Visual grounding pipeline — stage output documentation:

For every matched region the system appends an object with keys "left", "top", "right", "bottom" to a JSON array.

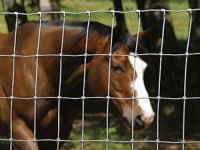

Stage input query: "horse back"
[
  {"left": 0, "top": 32, "right": 6, "bottom": 41},
  {"left": 0, "top": 32, "right": 8, "bottom": 50}
]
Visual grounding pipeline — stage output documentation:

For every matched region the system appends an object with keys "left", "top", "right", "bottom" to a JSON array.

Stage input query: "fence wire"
[{"left": 0, "top": 9, "right": 199, "bottom": 150}]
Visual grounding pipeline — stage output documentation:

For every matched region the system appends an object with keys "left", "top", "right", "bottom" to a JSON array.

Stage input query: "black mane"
[
  {"left": 31, "top": 20, "right": 146, "bottom": 54},
  {"left": 41, "top": 20, "right": 111, "bottom": 37},
  {"left": 70, "top": 21, "right": 146, "bottom": 54}
]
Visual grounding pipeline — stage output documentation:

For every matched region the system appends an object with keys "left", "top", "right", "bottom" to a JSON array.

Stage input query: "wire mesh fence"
[{"left": 0, "top": 9, "right": 200, "bottom": 150}]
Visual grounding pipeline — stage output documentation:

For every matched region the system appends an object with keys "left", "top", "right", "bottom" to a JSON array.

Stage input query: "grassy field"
[
  {"left": 0, "top": 0, "right": 190, "bottom": 40},
  {"left": 0, "top": 1, "right": 193, "bottom": 150}
]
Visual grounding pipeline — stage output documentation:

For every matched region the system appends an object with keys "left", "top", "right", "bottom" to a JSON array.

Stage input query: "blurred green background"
[{"left": 0, "top": 0, "right": 190, "bottom": 39}]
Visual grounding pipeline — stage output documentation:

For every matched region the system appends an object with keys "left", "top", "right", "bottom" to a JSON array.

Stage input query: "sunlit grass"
[
  {"left": 0, "top": 0, "right": 190, "bottom": 39},
  {"left": 66, "top": 115, "right": 147, "bottom": 150},
  {"left": 0, "top": 2, "right": 8, "bottom": 33},
  {"left": 169, "top": 1, "right": 189, "bottom": 40}
]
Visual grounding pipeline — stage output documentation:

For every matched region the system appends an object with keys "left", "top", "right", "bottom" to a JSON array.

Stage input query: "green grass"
[
  {"left": 60, "top": 0, "right": 139, "bottom": 34},
  {"left": 169, "top": 1, "right": 190, "bottom": 39},
  {"left": 0, "top": 0, "right": 190, "bottom": 39},
  {"left": 0, "top": 2, "right": 8, "bottom": 33},
  {"left": 64, "top": 115, "right": 152, "bottom": 150}
]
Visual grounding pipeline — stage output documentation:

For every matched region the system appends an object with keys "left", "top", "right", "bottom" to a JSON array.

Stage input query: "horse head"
[
  {"left": 86, "top": 43, "right": 154, "bottom": 129},
  {"left": 64, "top": 25, "right": 154, "bottom": 130}
]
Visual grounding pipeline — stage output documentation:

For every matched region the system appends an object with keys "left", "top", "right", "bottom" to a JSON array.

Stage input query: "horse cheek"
[{"left": 88, "top": 65, "right": 108, "bottom": 97}]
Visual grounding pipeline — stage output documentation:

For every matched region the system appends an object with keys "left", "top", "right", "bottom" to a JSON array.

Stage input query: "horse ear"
[{"left": 65, "top": 63, "right": 91, "bottom": 90}]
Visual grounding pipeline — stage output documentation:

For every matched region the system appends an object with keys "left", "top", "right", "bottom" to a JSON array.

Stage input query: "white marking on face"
[{"left": 128, "top": 52, "right": 155, "bottom": 124}]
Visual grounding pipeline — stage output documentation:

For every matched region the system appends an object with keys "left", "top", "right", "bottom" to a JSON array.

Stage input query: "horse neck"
[
  {"left": 26, "top": 25, "right": 110, "bottom": 55},
  {"left": 0, "top": 33, "right": 6, "bottom": 42},
  {"left": 62, "top": 29, "right": 110, "bottom": 55},
  {"left": 0, "top": 33, "right": 8, "bottom": 50}
]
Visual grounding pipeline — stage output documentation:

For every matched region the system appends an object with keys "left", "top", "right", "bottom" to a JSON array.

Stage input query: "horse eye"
[{"left": 111, "top": 64, "right": 125, "bottom": 73}]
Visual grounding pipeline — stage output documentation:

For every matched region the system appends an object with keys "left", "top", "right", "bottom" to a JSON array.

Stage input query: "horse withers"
[{"left": 0, "top": 21, "right": 154, "bottom": 150}]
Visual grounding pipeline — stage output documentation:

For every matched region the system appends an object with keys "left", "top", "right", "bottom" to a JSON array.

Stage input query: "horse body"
[{"left": 0, "top": 21, "right": 154, "bottom": 150}]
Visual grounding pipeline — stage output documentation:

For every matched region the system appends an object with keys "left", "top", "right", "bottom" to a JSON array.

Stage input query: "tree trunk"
[
  {"left": 112, "top": 0, "right": 128, "bottom": 33},
  {"left": 188, "top": 0, "right": 200, "bottom": 52},
  {"left": 39, "top": 0, "right": 60, "bottom": 20},
  {"left": 2, "top": 0, "right": 28, "bottom": 32},
  {"left": 136, "top": 0, "right": 179, "bottom": 53}
]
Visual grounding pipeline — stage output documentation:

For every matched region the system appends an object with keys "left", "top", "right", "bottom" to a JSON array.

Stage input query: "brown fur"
[{"left": 0, "top": 22, "right": 146, "bottom": 150}]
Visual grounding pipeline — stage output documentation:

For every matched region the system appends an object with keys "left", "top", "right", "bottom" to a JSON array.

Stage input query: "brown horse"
[{"left": 0, "top": 21, "right": 154, "bottom": 150}]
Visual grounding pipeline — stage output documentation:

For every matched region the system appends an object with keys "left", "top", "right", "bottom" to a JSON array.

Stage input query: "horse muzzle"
[
  {"left": 123, "top": 113, "right": 154, "bottom": 130},
  {"left": 135, "top": 114, "right": 154, "bottom": 130}
]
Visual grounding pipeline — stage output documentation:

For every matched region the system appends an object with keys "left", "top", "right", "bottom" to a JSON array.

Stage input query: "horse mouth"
[{"left": 123, "top": 116, "right": 144, "bottom": 130}]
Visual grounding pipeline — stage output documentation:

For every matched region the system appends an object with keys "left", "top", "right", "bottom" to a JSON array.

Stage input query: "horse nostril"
[
  {"left": 122, "top": 115, "right": 152, "bottom": 130},
  {"left": 134, "top": 115, "right": 144, "bottom": 130}
]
